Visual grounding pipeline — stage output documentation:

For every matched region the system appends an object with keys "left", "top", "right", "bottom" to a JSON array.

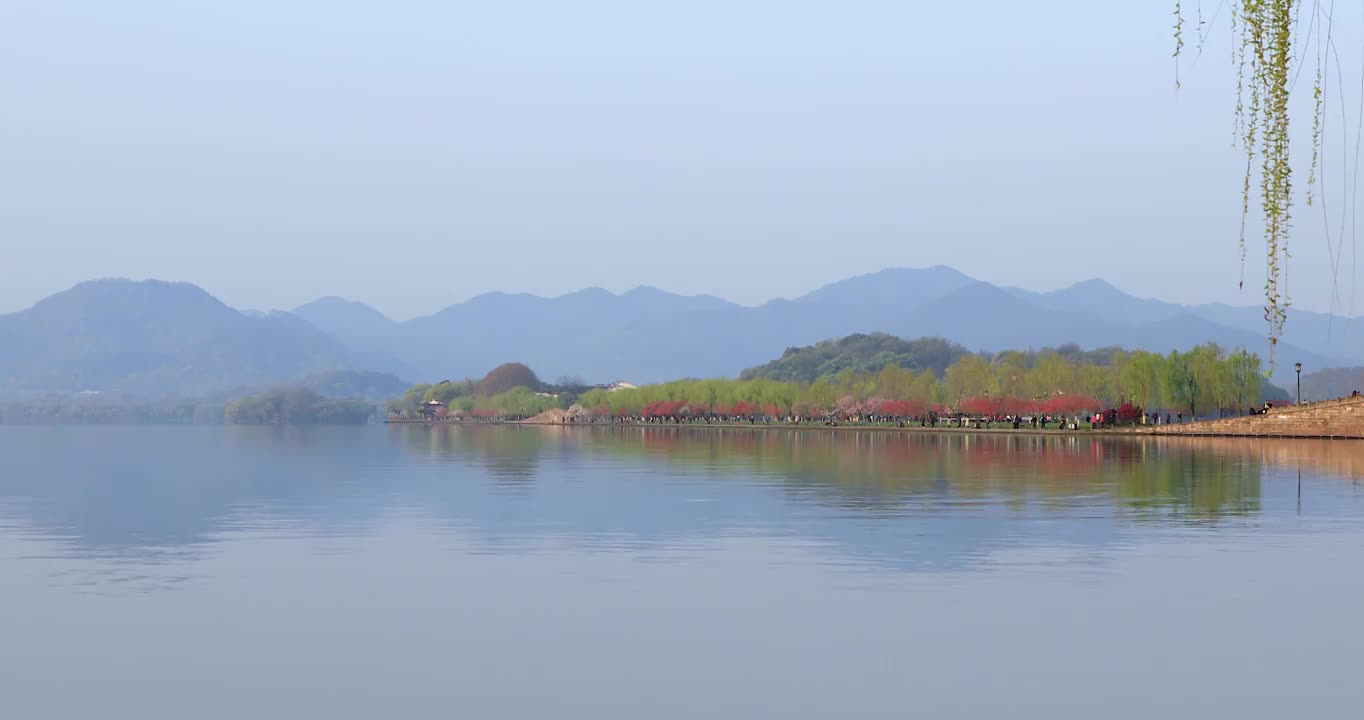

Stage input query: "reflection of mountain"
[
  {"left": 0, "top": 427, "right": 392, "bottom": 557},
  {"left": 1, "top": 426, "right": 1340, "bottom": 579}
]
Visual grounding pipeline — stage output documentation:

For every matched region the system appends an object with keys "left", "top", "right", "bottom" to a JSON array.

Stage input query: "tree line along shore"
[
  {"left": 389, "top": 341, "right": 1289, "bottom": 429},
  {"left": 0, "top": 338, "right": 1289, "bottom": 427}
]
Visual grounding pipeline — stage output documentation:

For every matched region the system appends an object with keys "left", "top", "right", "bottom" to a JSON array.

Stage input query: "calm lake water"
[{"left": 1, "top": 425, "right": 1362, "bottom": 718}]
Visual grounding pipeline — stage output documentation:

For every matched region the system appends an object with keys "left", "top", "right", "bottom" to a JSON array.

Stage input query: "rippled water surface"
[{"left": 2, "top": 425, "right": 1362, "bottom": 718}]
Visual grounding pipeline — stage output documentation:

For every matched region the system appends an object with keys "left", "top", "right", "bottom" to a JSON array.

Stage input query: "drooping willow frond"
[{"left": 1175, "top": 0, "right": 1318, "bottom": 372}]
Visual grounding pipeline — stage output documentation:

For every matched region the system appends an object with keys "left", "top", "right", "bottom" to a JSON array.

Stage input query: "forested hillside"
[
  {"left": 739, "top": 334, "right": 969, "bottom": 382},
  {"left": 295, "top": 370, "right": 408, "bottom": 401}
]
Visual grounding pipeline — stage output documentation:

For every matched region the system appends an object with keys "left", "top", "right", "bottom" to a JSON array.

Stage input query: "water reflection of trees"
[
  {"left": 4, "top": 426, "right": 1355, "bottom": 582},
  {"left": 373, "top": 425, "right": 1364, "bottom": 520},
  {"left": 387, "top": 424, "right": 564, "bottom": 483},
  {"left": 541, "top": 428, "right": 1268, "bottom": 521}
]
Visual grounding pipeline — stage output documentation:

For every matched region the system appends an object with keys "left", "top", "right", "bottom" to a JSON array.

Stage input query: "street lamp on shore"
[{"left": 1295, "top": 362, "right": 1303, "bottom": 405}]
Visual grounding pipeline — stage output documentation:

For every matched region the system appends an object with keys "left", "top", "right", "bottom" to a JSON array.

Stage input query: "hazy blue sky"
[{"left": 3, "top": 1, "right": 1363, "bottom": 319}]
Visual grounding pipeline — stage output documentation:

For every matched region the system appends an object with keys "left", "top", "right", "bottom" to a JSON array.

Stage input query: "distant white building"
[{"left": 605, "top": 381, "right": 637, "bottom": 392}]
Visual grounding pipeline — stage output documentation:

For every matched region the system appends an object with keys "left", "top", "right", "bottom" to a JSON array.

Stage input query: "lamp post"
[{"left": 1295, "top": 362, "right": 1303, "bottom": 405}]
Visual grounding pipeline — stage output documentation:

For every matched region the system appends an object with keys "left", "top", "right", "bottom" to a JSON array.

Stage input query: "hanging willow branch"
[{"left": 1176, "top": 0, "right": 1321, "bottom": 370}]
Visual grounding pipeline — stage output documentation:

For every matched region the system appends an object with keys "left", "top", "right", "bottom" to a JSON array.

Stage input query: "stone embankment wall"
[{"left": 1152, "top": 396, "right": 1364, "bottom": 439}]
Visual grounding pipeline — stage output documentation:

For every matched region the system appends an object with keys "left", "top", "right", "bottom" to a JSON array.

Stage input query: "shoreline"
[
  {"left": 390, "top": 417, "right": 1141, "bottom": 438},
  {"left": 385, "top": 417, "right": 1364, "bottom": 440}
]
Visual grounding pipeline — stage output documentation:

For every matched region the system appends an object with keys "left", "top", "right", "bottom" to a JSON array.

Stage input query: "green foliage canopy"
[{"left": 225, "top": 388, "right": 374, "bottom": 425}]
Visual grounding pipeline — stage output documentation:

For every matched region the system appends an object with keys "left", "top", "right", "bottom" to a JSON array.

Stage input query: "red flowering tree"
[
  {"left": 476, "top": 362, "right": 541, "bottom": 396},
  {"left": 732, "top": 401, "right": 759, "bottom": 418},
  {"left": 1116, "top": 402, "right": 1143, "bottom": 424},
  {"left": 959, "top": 397, "right": 997, "bottom": 416},
  {"left": 881, "top": 400, "right": 927, "bottom": 418},
  {"left": 643, "top": 401, "right": 666, "bottom": 419},
  {"left": 1040, "top": 395, "right": 1101, "bottom": 415},
  {"left": 995, "top": 397, "right": 1040, "bottom": 416}
]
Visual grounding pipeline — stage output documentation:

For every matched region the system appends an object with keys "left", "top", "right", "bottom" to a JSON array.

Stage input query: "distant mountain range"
[
  {"left": 1300, "top": 367, "right": 1364, "bottom": 401},
  {"left": 0, "top": 280, "right": 350, "bottom": 399},
  {"left": 3, "top": 267, "right": 1361, "bottom": 399},
  {"left": 296, "top": 266, "right": 1356, "bottom": 384}
]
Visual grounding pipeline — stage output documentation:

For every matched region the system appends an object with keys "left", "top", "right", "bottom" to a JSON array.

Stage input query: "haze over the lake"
[{"left": 4, "top": 1, "right": 1364, "bottom": 318}]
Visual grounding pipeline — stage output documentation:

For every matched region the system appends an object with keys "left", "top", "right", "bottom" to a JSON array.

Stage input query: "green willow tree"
[
  {"left": 1228, "top": 347, "right": 1263, "bottom": 410},
  {"left": 1163, "top": 350, "right": 1200, "bottom": 418},
  {"left": 1119, "top": 351, "right": 1167, "bottom": 409}
]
